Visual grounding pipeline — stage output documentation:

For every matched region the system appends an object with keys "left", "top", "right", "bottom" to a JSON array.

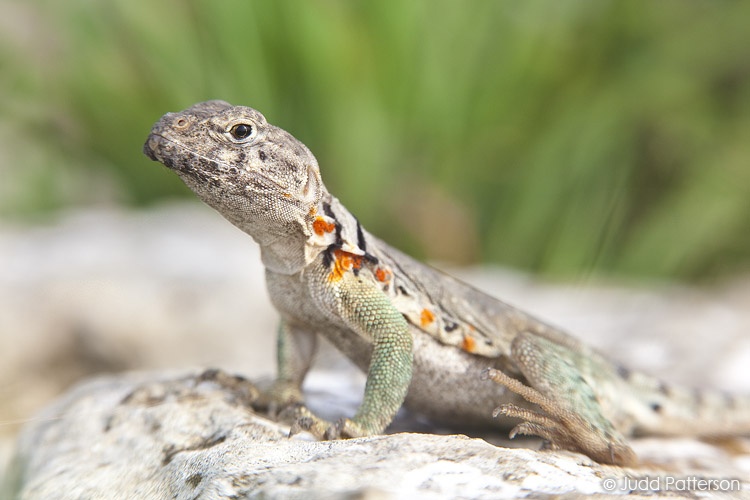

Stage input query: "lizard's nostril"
[
  {"left": 143, "top": 135, "right": 161, "bottom": 161},
  {"left": 174, "top": 117, "right": 190, "bottom": 129}
]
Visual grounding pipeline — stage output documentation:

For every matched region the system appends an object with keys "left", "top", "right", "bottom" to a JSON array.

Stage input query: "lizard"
[{"left": 143, "top": 100, "right": 750, "bottom": 466}]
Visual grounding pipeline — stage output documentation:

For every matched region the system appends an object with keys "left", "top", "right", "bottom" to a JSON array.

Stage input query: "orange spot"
[
  {"left": 375, "top": 268, "right": 391, "bottom": 283},
  {"left": 420, "top": 309, "right": 435, "bottom": 327},
  {"left": 461, "top": 334, "right": 477, "bottom": 353},
  {"left": 283, "top": 193, "right": 292, "bottom": 198},
  {"left": 327, "top": 249, "right": 363, "bottom": 282},
  {"left": 309, "top": 206, "right": 317, "bottom": 216},
  {"left": 313, "top": 216, "right": 336, "bottom": 236}
]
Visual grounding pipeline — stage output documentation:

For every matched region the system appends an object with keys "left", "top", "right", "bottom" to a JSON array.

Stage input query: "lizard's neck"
[
  {"left": 313, "top": 194, "right": 370, "bottom": 255},
  {"left": 258, "top": 193, "right": 368, "bottom": 275}
]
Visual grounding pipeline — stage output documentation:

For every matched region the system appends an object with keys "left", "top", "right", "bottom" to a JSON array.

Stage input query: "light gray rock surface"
[
  {"left": 7, "top": 369, "right": 749, "bottom": 499},
  {"left": 2, "top": 204, "right": 750, "bottom": 498}
]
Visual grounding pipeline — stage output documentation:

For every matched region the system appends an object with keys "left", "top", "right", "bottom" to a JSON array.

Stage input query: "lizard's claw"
[
  {"left": 285, "top": 409, "right": 367, "bottom": 440},
  {"left": 284, "top": 404, "right": 332, "bottom": 439},
  {"left": 486, "top": 368, "right": 637, "bottom": 466},
  {"left": 325, "top": 418, "right": 369, "bottom": 439}
]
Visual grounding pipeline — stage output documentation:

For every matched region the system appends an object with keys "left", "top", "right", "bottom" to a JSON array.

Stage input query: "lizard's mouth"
[
  {"left": 143, "top": 132, "right": 190, "bottom": 173},
  {"left": 143, "top": 133, "right": 169, "bottom": 164}
]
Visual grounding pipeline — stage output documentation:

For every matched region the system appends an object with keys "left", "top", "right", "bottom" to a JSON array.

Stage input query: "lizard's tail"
[{"left": 624, "top": 371, "right": 750, "bottom": 437}]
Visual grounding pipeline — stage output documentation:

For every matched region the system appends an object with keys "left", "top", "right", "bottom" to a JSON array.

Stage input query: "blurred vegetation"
[{"left": 1, "top": 0, "right": 749, "bottom": 281}]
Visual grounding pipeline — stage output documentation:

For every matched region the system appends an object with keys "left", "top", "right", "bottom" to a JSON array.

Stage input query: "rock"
[
  {"left": 7, "top": 369, "right": 749, "bottom": 499},
  {"left": 3, "top": 205, "right": 750, "bottom": 497}
]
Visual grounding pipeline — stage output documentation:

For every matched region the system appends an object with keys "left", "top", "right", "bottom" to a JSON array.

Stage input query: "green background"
[{"left": 2, "top": 0, "right": 750, "bottom": 281}]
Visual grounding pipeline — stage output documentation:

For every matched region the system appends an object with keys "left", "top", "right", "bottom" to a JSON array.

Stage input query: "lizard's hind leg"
[{"left": 484, "top": 332, "right": 637, "bottom": 466}]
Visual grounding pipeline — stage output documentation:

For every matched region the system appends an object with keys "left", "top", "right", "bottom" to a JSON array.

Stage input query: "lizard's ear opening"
[{"left": 301, "top": 162, "right": 322, "bottom": 206}]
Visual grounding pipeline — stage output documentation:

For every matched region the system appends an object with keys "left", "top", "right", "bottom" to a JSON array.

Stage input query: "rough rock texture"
[
  {"left": 3, "top": 204, "right": 750, "bottom": 497},
  {"left": 7, "top": 369, "right": 748, "bottom": 499}
]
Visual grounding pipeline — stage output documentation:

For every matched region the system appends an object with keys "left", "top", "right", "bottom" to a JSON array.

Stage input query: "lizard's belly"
[
  {"left": 405, "top": 327, "right": 527, "bottom": 428},
  {"left": 314, "top": 324, "right": 526, "bottom": 428}
]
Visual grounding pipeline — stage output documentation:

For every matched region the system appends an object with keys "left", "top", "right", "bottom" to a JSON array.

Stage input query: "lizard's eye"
[{"left": 229, "top": 123, "right": 254, "bottom": 140}]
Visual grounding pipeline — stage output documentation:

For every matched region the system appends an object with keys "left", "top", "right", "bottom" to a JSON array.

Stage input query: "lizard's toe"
[
  {"left": 282, "top": 404, "right": 332, "bottom": 440},
  {"left": 330, "top": 418, "right": 370, "bottom": 439},
  {"left": 487, "top": 368, "right": 637, "bottom": 466}
]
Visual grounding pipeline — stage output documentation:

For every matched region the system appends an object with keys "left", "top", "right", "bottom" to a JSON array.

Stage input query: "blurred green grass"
[{"left": 1, "top": 0, "right": 749, "bottom": 281}]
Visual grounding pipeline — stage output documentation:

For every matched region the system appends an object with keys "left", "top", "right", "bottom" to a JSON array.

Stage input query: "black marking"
[
  {"left": 322, "top": 250, "right": 333, "bottom": 268},
  {"left": 322, "top": 202, "right": 343, "bottom": 247},
  {"left": 484, "top": 339, "right": 493, "bottom": 346},
  {"left": 259, "top": 150, "right": 267, "bottom": 161},
  {"left": 435, "top": 301, "right": 460, "bottom": 326},
  {"left": 334, "top": 225, "right": 343, "bottom": 247},
  {"left": 238, "top": 152, "right": 247, "bottom": 162},
  {"left": 390, "top": 256, "right": 431, "bottom": 300},
  {"left": 650, "top": 402, "right": 663, "bottom": 413},
  {"left": 322, "top": 243, "right": 341, "bottom": 268},
  {"left": 364, "top": 252, "right": 379, "bottom": 265},
  {"left": 355, "top": 217, "right": 367, "bottom": 252},
  {"left": 616, "top": 364, "right": 631, "bottom": 380},
  {"left": 397, "top": 285, "right": 410, "bottom": 296},
  {"left": 444, "top": 319, "right": 459, "bottom": 332}
]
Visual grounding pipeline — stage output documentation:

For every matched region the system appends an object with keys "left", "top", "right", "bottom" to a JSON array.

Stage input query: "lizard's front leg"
[
  {"left": 295, "top": 270, "right": 414, "bottom": 439},
  {"left": 255, "top": 321, "right": 317, "bottom": 414}
]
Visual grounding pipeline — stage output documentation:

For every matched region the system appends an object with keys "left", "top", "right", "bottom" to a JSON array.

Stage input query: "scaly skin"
[{"left": 144, "top": 101, "right": 750, "bottom": 466}]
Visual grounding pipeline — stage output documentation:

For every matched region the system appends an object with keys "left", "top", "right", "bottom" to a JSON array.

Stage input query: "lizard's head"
[{"left": 144, "top": 101, "right": 325, "bottom": 246}]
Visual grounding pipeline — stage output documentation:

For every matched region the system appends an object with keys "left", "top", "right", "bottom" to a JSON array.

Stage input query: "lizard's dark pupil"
[{"left": 231, "top": 124, "right": 252, "bottom": 139}]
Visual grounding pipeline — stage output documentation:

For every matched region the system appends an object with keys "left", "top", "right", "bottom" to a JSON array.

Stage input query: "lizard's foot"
[
  {"left": 253, "top": 380, "right": 305, "bottom": 416},
  {"left": 323, "top": 418, "right": 370, "bottom": 439},
  {"left": 284, "top": 406, "right": 368, "bottom": 439},
  {"left": 484, "top": 368, "right": 636, "bottom": 466},
  {"left": 253, "top": 380, "right": 377, "bottom": 440},
  {"left": 284, "top": 404, "right": 331, "bottom": 438}
]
